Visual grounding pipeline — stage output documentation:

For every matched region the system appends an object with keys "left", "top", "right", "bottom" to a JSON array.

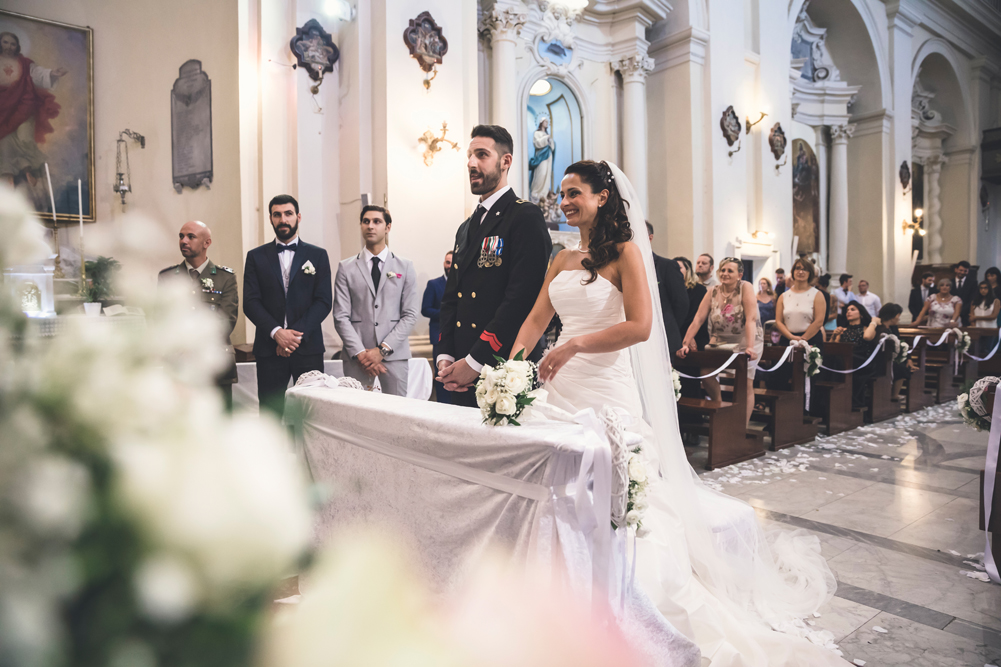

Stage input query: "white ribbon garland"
[
  {"left": 965, "top": 335, "right": 1001, "bottom": 362},
  {"left": 983, "top": 385, "right": 1001, "bottom": 584},
  {"left": 819, "top": 334, "right": 891, "bottom": 374},
  {"left": 675, "top": 352, "right": 742, "bottom": 379},
  {"left": 746, "top": 343, "right": 796, "bottom": 373}
]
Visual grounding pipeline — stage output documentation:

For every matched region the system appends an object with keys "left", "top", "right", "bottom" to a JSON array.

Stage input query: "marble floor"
[{"left": 693, "top": 403, "right": 1001, "bottom": 666}]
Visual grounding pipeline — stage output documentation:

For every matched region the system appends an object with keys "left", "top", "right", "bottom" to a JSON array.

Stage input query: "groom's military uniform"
[{"left": 439, "top": 187, "right": 551, "bottom": 408}]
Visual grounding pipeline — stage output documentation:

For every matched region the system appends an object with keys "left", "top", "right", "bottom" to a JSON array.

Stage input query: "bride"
[{"left": 511, "top": 160, "right": 848, "bottom": 667}]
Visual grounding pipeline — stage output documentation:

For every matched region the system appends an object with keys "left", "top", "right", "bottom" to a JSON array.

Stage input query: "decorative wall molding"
[
  {"left": 829, "top": 123, "right": 856, "bottom": 143},
  {"left": 479, "top": 6, "right": 528, "bottom": 43},
  {"left": 615, "top": 53, "right": 654, "bottom": 83},
  {"left": 525, "top": 1, "right": 584, "bottom": 76},
  {"left": 850, "top": 109, "right": 893, "bottom": 137},
  {"left": 648, "top": 27, "right": 710, "bottom": 71}
]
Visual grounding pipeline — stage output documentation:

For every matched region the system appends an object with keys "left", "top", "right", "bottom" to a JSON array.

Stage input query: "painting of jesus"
[{"left": 0, "top": 10, "right": 93, "bottom": 223}]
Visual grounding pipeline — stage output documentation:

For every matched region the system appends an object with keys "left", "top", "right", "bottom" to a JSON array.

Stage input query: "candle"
[{"left": 44, "top": 162, "right": 57, "bottom": 220}]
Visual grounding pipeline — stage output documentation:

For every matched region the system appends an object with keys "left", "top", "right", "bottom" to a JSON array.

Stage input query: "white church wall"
[{"left": 3, "top": 0, "right": 246, "bottom": 336}]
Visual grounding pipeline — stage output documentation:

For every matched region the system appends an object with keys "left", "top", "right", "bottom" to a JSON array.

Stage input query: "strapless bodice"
[{"left": 544, "top": 270, "right": 643, "bottom": 419}]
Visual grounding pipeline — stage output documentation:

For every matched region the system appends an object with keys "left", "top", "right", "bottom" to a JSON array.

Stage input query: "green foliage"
[{"left": 85, "top": 256, "right": 121, "bottom": 302}]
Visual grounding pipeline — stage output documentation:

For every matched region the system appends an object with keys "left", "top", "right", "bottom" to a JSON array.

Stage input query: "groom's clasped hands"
[{"left": 436, "top": 358, "right": 479, "bottom": 392}]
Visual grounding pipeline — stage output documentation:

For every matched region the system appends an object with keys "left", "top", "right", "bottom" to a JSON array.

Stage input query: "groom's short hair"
[{"left": 471, "top": 125, "right": 513, "bottom": 158}]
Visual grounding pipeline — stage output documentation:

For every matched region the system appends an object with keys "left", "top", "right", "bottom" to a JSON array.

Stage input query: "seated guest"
[
  {"left": 774, "top": 268, "right": 787, "bottom": 296},
  {"left": 876, "top": 303, "right": 915, "bottom": 402},
  {"left": 971, "top": 281, "right": 1001, "bottom": 356},
  {"left": 950, "top": 261, "right": 975, "bottom": 325},
  {"left": 675, "top": 256, "right": 709, "bottom": 350},
  {"left": 816, "top": 273, "right": 837, "bottom": 335},
  {"left": 333, "top": 206, "right": 419, "bottom": 397},
  {"left": 908, "top": 271, "right": 935, "bottom": 321},
  {"left": 832, "top": 273, "right": 856, "bottom": 315},
  {"left": 756, "top": 277, "right": 776, "bottom": 325},
  {"left": 647, "top": 222, "right": 690, "bottom": 354},
  {"left": 766, "top": 258, "right": 826, "bottom": 394},
  {"left": 832, "top": 302, "right": 878, "bottom": 409},
  {"left": 422, "top": 251, "right": 453, "bottom": 403},
  {"left": 986, "top": 267, "right": 1001, "bottom": 325},
  {"left": 855, "top": 280, "right": 881, "bottom": 318},
  {"left": 913, "top": 278, "right": 961, "bottom": 328}
]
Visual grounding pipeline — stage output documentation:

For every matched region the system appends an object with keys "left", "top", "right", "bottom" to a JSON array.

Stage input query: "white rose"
[
  {"left": 485, "top": 386, "right": 500, "bottom": 405},
  {"left": 957, "top": 394, "right": 968, "bottom": 407},
  {"left": 504, "top": 370, "right": 528, "bottom": 395},
  {"left": 627, "top": 455, "right": 648, "bottom": 484},
  {"left": 495, "top": 393, "right": 517, "bottom": 415},
  {"left": 505, "top": 359, "right": 531, "bottom": 377},
  {"left": 632, "top": 495, "right": 649, "bottom": 512},
  {"left": 134, "top": 553, "right": 201, "bottom": 623},
  {"left": 625, "top": 509, "right": 641, "bottom": 526}
]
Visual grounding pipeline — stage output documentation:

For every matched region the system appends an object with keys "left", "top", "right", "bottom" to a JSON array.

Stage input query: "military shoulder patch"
[
  {"left": 216, "top": 265, "right": 234, "bottom": 273},
  {"left": 159, "top": 265, "right": 181, "bottom": 274},
  {"left": 515, "top": 199, "right": 530, "bottom": 204}
]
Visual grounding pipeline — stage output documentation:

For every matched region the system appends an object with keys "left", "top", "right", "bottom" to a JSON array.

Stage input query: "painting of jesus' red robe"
[{"left": 0, "top": 11, "right": 92, "bottom": 223}]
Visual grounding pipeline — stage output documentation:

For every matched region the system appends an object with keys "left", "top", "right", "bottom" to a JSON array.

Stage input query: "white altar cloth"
[
  {"left": 285, "top": 384, "right": 609, "bottom": 599},
  {"left": 233, "top": 358, "right": 432, "bottom": 413}
]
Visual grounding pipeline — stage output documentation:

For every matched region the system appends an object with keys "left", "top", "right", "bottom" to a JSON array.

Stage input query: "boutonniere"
[
  {"left": 386, "top": 271, "right": 403, "bottom": 279},
  {"left": 302, "top": 260, "right": 316, "bottom": 275},
  {"left": 201, "top": 277, "right": 214, "bottom": 290}
]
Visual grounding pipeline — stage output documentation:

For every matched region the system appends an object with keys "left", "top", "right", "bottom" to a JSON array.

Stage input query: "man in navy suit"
[
  {"left": 243, "top": 194, "right": 332, "bottom": 417},
  {"left": 422, "top": 250, "right": 452, "bottom": 403}
]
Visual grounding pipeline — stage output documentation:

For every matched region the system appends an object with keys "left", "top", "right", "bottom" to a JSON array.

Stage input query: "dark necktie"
[
  {"left": 470, "top": 204, "right": 486, "bottom": 231},
  {"left": 189, "top": 268, "right": 200, "bottom": 283},
  {"left": 371, "top": 257, "right": 381, "bottom": 292}
]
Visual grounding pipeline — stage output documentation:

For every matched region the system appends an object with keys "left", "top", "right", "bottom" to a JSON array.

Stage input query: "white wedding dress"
[{"left": 537, "top": 164, "right": 848, "bottom": 667}]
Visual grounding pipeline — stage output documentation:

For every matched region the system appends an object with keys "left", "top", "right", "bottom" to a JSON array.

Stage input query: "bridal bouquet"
[
  {"left": 625, "top": 447, "right": 652, "bottom": 536},
  {"left": 672, "top": 369, "right": 682, "bottom": 401},
  {"left": 475, "top": 351, "right": 539, "bottom": 426}
]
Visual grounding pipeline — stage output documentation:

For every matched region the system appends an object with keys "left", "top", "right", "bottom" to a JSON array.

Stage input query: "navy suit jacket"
[
  {"left": 422, "top": 275, "right": 447, "bottom": 347},
  {"left": 243, "top": 239, "right": 332, "bottom": 358},
  {"left": 652, "top": 253, "right": 690, "bottom": 354}
]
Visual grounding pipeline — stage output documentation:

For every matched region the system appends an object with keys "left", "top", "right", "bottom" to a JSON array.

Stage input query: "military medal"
[{"left": 494, "top": 238, "right": 503, "bottom": 266}]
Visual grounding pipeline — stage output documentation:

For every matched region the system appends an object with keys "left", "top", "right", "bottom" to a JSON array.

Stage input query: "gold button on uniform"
[
  {"left": 471, "top": 323, "right": 477, "bottom": 329},
  {"left": 457, "top": 321, "right": 461, "bottom": 327},
  {"left": 458, "top": 292, "right": 463, "bottom": 298},
  {"left": 471, "top": 292, "right": 476, "bottom": 298}
]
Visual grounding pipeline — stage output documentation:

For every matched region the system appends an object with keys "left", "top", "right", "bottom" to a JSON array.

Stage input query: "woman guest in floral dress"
[
  {"left": 913, "top": 278, "right": 961, "bottom": 328},
  {"left": 679, "top": 257, "right": 763, "bottom": 425}
]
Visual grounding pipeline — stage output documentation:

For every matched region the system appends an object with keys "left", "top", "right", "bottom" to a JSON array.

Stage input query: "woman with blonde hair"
[
  {"left": 757, "top": 276, "right": 776, "bottom": 325},
  {"left": 675, "top": 256, "right": 709, "bottom": 351}
]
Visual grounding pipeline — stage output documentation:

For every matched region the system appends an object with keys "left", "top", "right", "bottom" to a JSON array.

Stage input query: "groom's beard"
[
  {"left": 274, "top": 221, "right": 298, "bottom": 242},
  {"left": 469, "top": 161, "right": 502, "bottom": 196}
]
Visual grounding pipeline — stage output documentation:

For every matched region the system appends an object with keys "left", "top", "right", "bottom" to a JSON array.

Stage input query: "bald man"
[{"left": 158, "top": 220, "right": 239, "bottom": 409}]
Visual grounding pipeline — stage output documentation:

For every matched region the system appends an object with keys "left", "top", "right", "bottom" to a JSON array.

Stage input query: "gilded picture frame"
[{"left": 0, "top": 10, "right": 95, "bottom": 224}]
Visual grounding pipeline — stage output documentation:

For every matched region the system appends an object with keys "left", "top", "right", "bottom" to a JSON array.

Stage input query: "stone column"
[
  {"left": 925, "top": 154, "right": 946, "bottom": 263},
  {"left": 814, "top": 125, "right": 829, "bottom": 271},
  {"left": 615, "top": 54, "right": 654, "bottom": 211},
  {"left": 828, "top": 123, "right": 855, "bottom": 274},
  {"left": 481, "top": 7, "right": 526, "bottom": 189}
]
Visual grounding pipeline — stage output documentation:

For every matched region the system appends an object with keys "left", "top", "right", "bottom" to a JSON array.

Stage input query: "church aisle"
[{"left": 697, "top": 404, "right": 1001, "bottom": 666}]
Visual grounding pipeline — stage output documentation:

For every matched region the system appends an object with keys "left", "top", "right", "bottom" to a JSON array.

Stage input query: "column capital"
[
  {"left": 615, "top": 53, "right": 654, "bottom": 83},
  {"left": 479, "top": 6, "right": 527, "bottom": 43},
  {"left": 885, "top": 0, "right": 921, "bottom": 34},
  {"left": 830, "top": 123, "right": 856, "bottom": 143}
]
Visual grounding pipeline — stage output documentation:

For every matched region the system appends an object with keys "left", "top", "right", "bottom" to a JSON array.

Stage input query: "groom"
[{"left": 436, "top": 125, "right": 552, "bottom": 408}]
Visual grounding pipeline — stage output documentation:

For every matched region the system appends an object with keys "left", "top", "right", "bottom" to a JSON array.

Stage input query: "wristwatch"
[{"left": 379, "top": 342, "right": 393, "bottom": 358}]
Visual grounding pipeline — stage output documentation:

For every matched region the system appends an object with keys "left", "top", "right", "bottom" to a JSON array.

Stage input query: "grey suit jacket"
[{"left": 333, "top": 250, "right": 419, "bottom": 360}]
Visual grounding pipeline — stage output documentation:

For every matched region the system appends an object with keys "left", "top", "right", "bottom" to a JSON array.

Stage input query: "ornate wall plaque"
[
  {"left": 899, "top": 160, "right": 911, "bottom": 191},
  {"left": 720, "top": 106, "right": 741, "bottom": 147},
  {"left": 290, "top": 19, "right": 339, "bottom": 86},
  {"left": 171, "top": 60, "right": 212, "bottom": 192},
  {"left": 768, "top": 123, "right": 787, "bottom": 160},
  {"left": 404, "top": 12, "right": 448, "bottom": 73}
]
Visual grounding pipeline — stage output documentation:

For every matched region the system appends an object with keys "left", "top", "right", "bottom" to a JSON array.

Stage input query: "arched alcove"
[{"left": 525, "top": 77, "right": 583, "bottom": 230}]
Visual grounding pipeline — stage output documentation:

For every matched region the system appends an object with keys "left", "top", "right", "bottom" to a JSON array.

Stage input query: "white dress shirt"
[
  {"left": 436, "top": 186, "right": 513, "bottom": 374},
  {"left": 832, "top": 287, "right": 856, "bottom": 314},
  {"left": 855, "top": 291, "right": 882, "bottom": 318},
  {"left": 271, "top": 236, "right": 300, "bottom": 339},
  {"left": 363, "top": 245, "right": 391, "bottom": 279},
  {"left": 185, "top": 258, "right": 210, "bottom": 275}
]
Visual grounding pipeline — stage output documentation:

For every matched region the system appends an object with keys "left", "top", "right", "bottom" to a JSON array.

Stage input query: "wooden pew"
[
  {"left": 751, "top": 346, "right": 819, "bottom": 450},
  {"left": 973, "top": 327, "right": 1001, "bottom": 376},
  {"left": 812, "top": 342, "right": 866, "bottom": 434},
  {"left": 865, "top": 344, "right": 899, "bottom": 423},
  {"left": 673, "top": 350, "right": 765, "bottom": 470},
  {"left": 903, "top": 337, "right": 935, "bottom": 412},
  {"left": 897, "top": 327, "right": 959, "bottom": 404}
]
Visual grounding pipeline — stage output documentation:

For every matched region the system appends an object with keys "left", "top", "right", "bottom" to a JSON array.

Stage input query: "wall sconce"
[
  {"left": 418, "top": 122, "right": 460, "bottom": 166},
  {"left": 902, "top": 207, "right": 926, "bottom": 235},
  {"left": 113, "top": 129, "right": 145, "bottom": 206},
  {"left": 745, "top": 112, "right": 768, "bottom": 134},
  {"left": 404, "top": 12, "right": 448, "bottom": 91}
]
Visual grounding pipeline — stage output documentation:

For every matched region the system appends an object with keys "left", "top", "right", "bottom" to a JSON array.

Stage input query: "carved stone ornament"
[
  {"left": 615, "top": 53, "right": 654, "bottom": 83},
  {"left": 527, "top": 1, "right": 582, "bottom": 76},
  {"left": 899, "top": 160, "right": 911, "bottom": 191},
  {"left": 768, "top": 123, "right": 787, "bottom": 160},
  {"left": 479, "top": 7, "right": 527, "bottom": 41},
  {"left": 290, "top": 19, "right": 339, "bottom": 83},
  {"left": 720, "top": 106, "right": 741, "bottom": 147},
  {"left": 171, "top": 60, "right": 213, "bottom": 192},
  {"left": 404, "top": 12, "right": 448, "bottom": 74}
]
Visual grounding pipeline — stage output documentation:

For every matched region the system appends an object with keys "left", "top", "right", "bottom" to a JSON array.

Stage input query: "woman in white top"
[
  {"left": 971, "top": 281, "right": 1001, "bottom": 328},
  {"left": 765, "top": 258, "right": 827, "bottom": 393},
  {"left": 913, "top": 279, "right": 961, "bottom": 328}
]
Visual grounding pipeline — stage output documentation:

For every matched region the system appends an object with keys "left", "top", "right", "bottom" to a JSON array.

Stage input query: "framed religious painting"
[{"left": 0, "top": 10, "right": 95, "bottom": 223}]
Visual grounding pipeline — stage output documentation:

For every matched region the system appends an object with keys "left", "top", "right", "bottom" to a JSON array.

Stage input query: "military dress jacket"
[
  {"left": 439, "top": 188, "right": 552, "bottom": 367},
  {"left": 158, "top": 260, "right": 239, "bottom": 384}
]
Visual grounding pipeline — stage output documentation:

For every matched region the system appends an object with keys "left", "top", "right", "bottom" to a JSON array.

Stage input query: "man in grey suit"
[{"left": 333, "top": 205, "right": 419, "bottom": 396}]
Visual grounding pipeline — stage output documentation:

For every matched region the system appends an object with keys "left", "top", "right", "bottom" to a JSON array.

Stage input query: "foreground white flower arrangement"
[
  {"left": 957, "top": 392, "right": 991, "bottom": 431},
  {"left": 476, "top": 351, "right": 538, "bottom": 426},
  {"left": 672, "top": 368, "right": 682, "bottom": 401},
  {"left": 624, "top": 447, "right": 653, "bottom": 536},
  {"left": 953, "top": 330, "right": 972, "bottom": 356},
  {"left": 804, "top": 345, "right": 823, "bottom": 377}
]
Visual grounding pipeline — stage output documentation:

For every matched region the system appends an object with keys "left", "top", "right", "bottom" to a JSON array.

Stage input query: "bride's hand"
[{"left": 538, "top": 339, "right": 579, "bottom": 383}]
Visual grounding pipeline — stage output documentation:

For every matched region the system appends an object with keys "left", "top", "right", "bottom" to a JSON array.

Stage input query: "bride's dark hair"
[{"left": 564, "top": 160, "right": 632, "bottom": 285}]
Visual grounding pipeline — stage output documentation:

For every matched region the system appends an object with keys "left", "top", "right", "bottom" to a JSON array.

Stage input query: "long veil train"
[{"left": 606, "top": 163, "right": 844, "bottom": 664}]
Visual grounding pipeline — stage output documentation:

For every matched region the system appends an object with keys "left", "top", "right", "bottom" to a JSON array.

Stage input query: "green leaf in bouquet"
[
  {"left": 492, "top": 355, "right": 506, "bottom": 365},
  {"left": 513, "top": 349, "right": 525, "bottom": 361}
]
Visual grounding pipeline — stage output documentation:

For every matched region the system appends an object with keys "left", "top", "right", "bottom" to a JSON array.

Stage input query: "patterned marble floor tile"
[
  {"left": 807, "top": 482, "right": 955, "bottom": 537},
  {"left": 838, "top": 611, "right": 1001, "bottom": 667},
  {"left": 829, "top": 543, "right": 1001, "bottom": 632},
  {"left": 889, "top": 497, "right": 986, "bottom": 556},
  {"left": 811, "top": 595, "right": 881, "bottom": 643},
  {"left": 738, "top": 470, "right": 874, "bottom": 517}
]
